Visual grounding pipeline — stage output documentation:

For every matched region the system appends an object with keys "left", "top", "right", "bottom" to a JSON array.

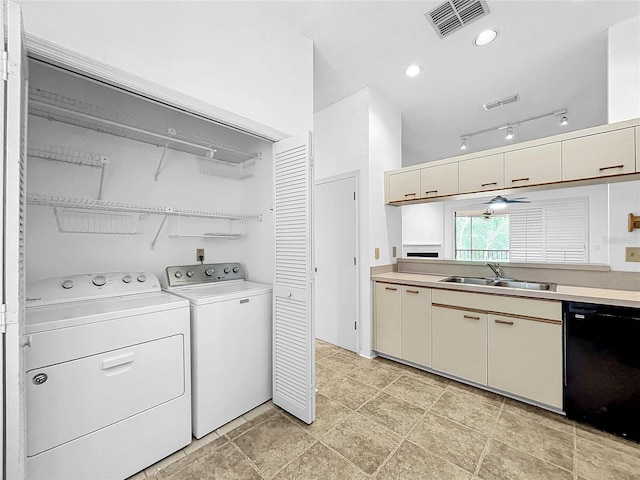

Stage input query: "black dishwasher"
[{"left": 564, "top": 301, "right": 640, "bottom": 441}]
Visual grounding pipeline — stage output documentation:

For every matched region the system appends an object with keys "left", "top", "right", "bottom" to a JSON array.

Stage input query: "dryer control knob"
[
  {"left": 205, "top": 268, "right": 215, "bottom": 276},
  {"left": 186, "top": 270, "right": 194, "bottom": 277},
  {"left": 61, "top": 280, "right": 74, "bottom": 289},
  {"left": 137, "top": 274, "right": 146, "bottom": 283},
  {"left": 224, "top": 267, "right": 231, "bottom": 274},
  {"left": 175, "top": 271, "right": 183, "bottom": 278},
  {"left": 122, "top": 275, "right": 132, "bottom": 283},
  {"left": 92, "top": 275, "right": 107, "bottom": 287},
  {"left": 232, "top": 267, "right": 240, "bottom": 273}
]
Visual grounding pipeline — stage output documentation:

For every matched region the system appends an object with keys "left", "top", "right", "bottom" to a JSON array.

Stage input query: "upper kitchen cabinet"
[
  {"left": 388, "top": 170, "right": 421, "bottom": 203},
  {"left": 458, "top": 153, "right": 504, "bottom": 194},
  {"left": 562, "top": 127, "right": 636, "bottom": 181},
  {"left": 420, "top": 162, "right": 458, "bottom": 199},
  {"left": 504, "top": 143, "right": 562, "bottom": 187}
]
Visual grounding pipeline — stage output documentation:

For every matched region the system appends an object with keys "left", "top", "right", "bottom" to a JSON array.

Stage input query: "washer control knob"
[
  {"left": 232, "top": 267, "right": 240, "bottom": 273},
  {"left": 61, "top": 279, "right": 74, "bottom": 289},
  {"left": 137, "top": 274, "right": 146, "bottom": 283},
  {"left": 205, "top": 268, "right": 215, "bottom": 276},
  {"left": 174, "top": 271, "right": 183, "bottom": 278},
  {"left": 122, "top": 275, "right": 132, "bottom": 283},
  {"left": 224, "top": 267, "right": 231, "bottom": 274},
  {"left": 186, "top": 270, "right": 194, "bottom": 277},
  {"left": 92, "top": 275, "right": 107, "bottom": 287}
]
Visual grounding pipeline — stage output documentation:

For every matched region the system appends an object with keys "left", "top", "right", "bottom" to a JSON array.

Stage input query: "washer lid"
[
  {"left": 25, "top": 292, "right": 189, "bottom": 334},
  {"left": 165, "top": 280, "right": 272, "bottom": 305}
]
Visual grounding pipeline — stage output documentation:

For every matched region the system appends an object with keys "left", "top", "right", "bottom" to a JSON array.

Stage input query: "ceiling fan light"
[{"left": 489, "top": 195, "right": 508, "bottom": 210}]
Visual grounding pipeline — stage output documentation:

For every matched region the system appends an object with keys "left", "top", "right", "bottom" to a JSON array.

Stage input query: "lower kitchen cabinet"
[
  {"left": 402, "top": 286, "right": 431, "bottom": 366},
  {"left": 488, "top": 314, "right": 563, "bottom": 409},
  {"left": 374, "top": 283, "right": 402, "bottom": 357},
  {"left": 432, "top": 305, "right": 487, "bottom": 384}
]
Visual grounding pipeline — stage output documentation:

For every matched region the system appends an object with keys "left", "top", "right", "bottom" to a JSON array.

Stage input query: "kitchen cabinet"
[
  {"left": 402, "top": 286, "right": 431, "bottom": 366},
  {"left": 432, "top": 305, "right": 487, "bottom": 384},
  {"left": 374, "top": 282, "right": 402, "bottom": 357},
  {"left": 504, "top": 142, "right": 562, "bottom": 187},
  {"left": 562, "top": 127, "right": 636, "bottom": 181},
  {"left": 388, "top": 170, "right": 421, "bottom": 203},
  {"left": 458, "top": 153, "right": 504, "bottom": 193},
  {"left": 636, "top": 126, "right": 640, "bottom": 171},
  {"left": 488, "top": 314, "right": 562, "bottom": 408},
  {"left": 420, "top": 162, "right": 458, "bottom": 198}
]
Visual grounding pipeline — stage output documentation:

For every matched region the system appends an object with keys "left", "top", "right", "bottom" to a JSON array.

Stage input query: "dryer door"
[{"left": 26, "top": 334, "right": 185, "bottom": 456}]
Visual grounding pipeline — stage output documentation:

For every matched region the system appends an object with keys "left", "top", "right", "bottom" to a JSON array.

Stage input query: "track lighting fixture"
[
  {"left": 560, "top": 115, "right": 568, "bottom": 126},
  {"left": 460, "top": 137, "right": 468, "bottom": 150},
  {"left": 505, "top": 126, "right": 514, "bottom": 140}
]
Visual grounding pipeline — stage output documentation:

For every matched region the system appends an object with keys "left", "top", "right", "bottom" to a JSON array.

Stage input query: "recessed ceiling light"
[
  {"left": 404, "top": 64, "right": 422, "bottom": 78},
  {"left": 474, "top": 29, "right": 498, "bottom": 46}
]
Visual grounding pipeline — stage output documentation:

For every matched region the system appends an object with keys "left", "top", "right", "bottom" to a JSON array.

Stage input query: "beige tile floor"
[{"left": 132, "top": 340, "right": 640, "bottom": 480}]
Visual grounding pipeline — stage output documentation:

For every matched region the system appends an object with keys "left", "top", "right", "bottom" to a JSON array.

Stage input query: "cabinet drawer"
[
  {"left": 402, "top": 286, "right": 431, "bottom": 366},
  {"left": 488, "top": 314, "right": 562, "bottom": 408},
  {"left": 374, "top": 283, "right": 402, "bottom": 357},
  {"left": 458, "top": 153, "right": 504, "bottom": 193},
  {"left": 389, "top": 170, "right": 420, "bottom": 202},
  {"left": 562, "top": 128, "right": 636, "bottom": 181},
  {"left": 432, "top": 289, "right": 561, "bottom": 321},
  {"left": 432, "top": 305, "right": 487, "bottom": 384},
  {"left": 505, "top": 143, "right": 562, "bottom": 187},
  {"left": 420, "top": 163, "right": 458, "bottom": 198}
]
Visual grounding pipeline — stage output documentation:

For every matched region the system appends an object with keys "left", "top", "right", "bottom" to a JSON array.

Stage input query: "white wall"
[
  {"left": 17, "top": 1, "right": 313, "bottom": 136},
  {"left": 26, "top": 64, "right": 274, "bottom": 285},
  {"left": 314, "top": 87, "right": 401, "bottom": 357},
  {"left": 608, "top": 181, "right": 640, "bottom": 273},
  {"left": 608, "top": 15, "right": 640, "bottom": 122}
]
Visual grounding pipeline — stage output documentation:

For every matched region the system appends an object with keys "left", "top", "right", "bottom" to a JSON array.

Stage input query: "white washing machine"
[
  {"left": 24, "top": 271, "right": 191, "bottom": 480},
  {"left": 163, "top": 263, "right": 272, "bottom": 439}
]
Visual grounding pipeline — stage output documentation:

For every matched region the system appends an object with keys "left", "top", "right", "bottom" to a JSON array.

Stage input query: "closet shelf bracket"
[
  {"left": 151, "top": 215, "right": 169, "bottom": 250},
  {"left": 97, "top": 156, "right": 110, "bottom": 200},
  {"left": 154, "top": 143, "right": 169, "bottom": 182}
]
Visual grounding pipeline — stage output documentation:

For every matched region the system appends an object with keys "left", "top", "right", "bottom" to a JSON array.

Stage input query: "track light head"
[
  {"left": 560, "top": 115, "right": 568, "bottom": 126},
  {"left": 460, "top": 137, "right": 468, "bottom": 150},
  {"left": 505, "top": 126, "right": 514, "bottom": 141}
]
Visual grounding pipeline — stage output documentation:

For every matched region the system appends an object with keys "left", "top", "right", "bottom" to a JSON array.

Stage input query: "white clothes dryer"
[
  {"left": 24, "top": 271, "right": 191, "bottom": 480},
  {"left": 163, "top": 263, "right": 272, "bottom": 439}
]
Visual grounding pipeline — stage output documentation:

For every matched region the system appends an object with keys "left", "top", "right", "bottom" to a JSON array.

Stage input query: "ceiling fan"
[
  {"left": 483, "top": 195, "right": 530, "bottom": 210},
  {"left": 481, "top": 209, "right": 493, "bottom": 220}
]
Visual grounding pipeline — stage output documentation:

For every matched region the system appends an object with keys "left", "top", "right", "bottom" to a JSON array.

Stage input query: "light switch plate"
[
  {"left": 375, "top": 248, "right": 380, "bottom": 260},
  {"left": 625, "top": 247, "right": 640, "bottom": 262},
  {"left": 392, "top": 246, "right": 397, "bottom": 257}
]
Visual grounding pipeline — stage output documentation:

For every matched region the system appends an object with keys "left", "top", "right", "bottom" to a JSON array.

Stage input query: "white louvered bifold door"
[
  {"left": 3, "top": 2, "right": 28, "bottom": 478},
  {"left": 272, "top": 132, "right": 315, "bottom": 424}
]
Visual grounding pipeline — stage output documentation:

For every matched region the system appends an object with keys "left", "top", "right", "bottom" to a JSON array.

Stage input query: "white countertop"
[{"left": 371, "top": 272, "right": 640, "bottom": 308}]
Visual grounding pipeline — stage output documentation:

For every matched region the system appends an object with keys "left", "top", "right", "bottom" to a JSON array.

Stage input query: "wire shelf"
[
  {"left": 27, "top": 194, "right": 262, "bottom": 222},
  {"left": 27, "top": 144, "right": 106, "bottom": 168},
  {"left": 54, "top": 208, "right": 146, "bottom": 235},
  {"left": 198, "top": 156, "right": 255, "bottom": 179},
  {"left": 28, "top": 87, "right": 257, "bottom": 164}
]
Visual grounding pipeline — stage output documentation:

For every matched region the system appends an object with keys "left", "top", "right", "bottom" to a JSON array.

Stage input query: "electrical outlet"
[
  {"left": 375, "top": 248, "right": 380, "bottom": 260},
  {"left": 625, "top": 247, "right": 640, "bottom": 262},
  {"left": 196, "top": 248, "right": 205, "bottom": 262}
]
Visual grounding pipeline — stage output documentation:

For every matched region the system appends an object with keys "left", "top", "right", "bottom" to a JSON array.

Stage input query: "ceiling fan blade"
[{"left": 507, "top": 199, "right": 531, "bottom": 203}]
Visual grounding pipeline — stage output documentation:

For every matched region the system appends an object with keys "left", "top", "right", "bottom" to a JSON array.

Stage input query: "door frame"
[{"left": 314, "top": 170, "right": 359, "bottom": 354}]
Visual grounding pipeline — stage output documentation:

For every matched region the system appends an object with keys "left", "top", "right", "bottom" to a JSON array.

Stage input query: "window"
[{"left": 454, "top": 199, "right": 588, "bottom": 263}]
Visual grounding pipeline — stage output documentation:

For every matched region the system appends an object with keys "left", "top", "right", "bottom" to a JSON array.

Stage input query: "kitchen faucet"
[{"left": 486, "top": 262, "right": 502, "bottom": 278}]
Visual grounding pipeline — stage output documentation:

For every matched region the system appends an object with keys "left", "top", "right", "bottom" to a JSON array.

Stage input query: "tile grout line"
[{"left": 472, "top": 397, "right": 505, "bottom": 478}]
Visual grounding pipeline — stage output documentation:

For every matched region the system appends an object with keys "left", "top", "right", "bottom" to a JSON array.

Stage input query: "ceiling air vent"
[
  {"left": 483, "top": 94, "right": 520, "bottom": 111},
  {"left": 426, "top": 0, "right": 490, "bottom": 39}
]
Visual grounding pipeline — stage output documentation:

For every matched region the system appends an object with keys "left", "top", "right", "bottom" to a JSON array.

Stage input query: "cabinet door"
[
  {"left": 388, "top": 170, "right": 420, "bottom": 202},
  {"left": 374, "top": 283, "right": 402, "bottom": 357},
  {"left": 402, "top": 286, "right": 431, "bottom": 366},
  {"left": 505, "top": 143, "right": 561, "bottom": 187},
  {"left": 432, "top": 306, "right": 487, "bottom": 384},
  {"left": 488, "top": 314, "right": 562, "bottom": 408},
  {"left": 458, "top": 153, "right": 504, "bottom": 193},
  {"left": 420, "top": 163, "right": 458, "bottom": 198},
  {"left": 636, "top": 126, "right": 640, "bottom": 172},
  {"left": 562, "top": 128, "right": 635, "bottom": 181}
]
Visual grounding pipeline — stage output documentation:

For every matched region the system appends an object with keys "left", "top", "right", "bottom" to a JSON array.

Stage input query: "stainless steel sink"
[{"left": 440, "top": 276, "right": 556, "bottom": 292}]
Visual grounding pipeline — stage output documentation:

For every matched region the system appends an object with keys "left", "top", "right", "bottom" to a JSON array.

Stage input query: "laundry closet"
[{"left": 26, "top": 59, "right": 274, "bottom": 284}]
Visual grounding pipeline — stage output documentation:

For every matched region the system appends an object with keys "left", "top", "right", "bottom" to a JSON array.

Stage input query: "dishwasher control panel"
[{"left": 165, "top": 263, "right": 244, "bottom": 287}]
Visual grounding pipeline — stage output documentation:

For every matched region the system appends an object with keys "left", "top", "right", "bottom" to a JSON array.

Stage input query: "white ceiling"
[{"left": 266, "top": 0, "right": 640, "bottom": 166}]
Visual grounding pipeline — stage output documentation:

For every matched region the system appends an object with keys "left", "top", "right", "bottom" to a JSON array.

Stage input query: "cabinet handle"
[
  {"left": 425, "top": 190, "right": 438, "bottom": 194},
  {"left": 385, "top": 287, "right": 397, "bottom": 291},
  {"left": 481, "top": 182, "right": 497, "bottom": 187},
  {"left": 511, "top": 177, "right": 530, "bottom": 183},
  {"left": 494, "top": 319, "right": 514, "bottom": 325},
  {"left": 464, "top": 315, "right": 480, "bottom": 320},
  {"left": 599, "top": 164, "right": 624, "bottom": 172},
  {"left": 406, "top": 289, "right": 419, "bottom": 294},
  {"left": 404, "top": 192, "right": 417, "bottom": 197}
]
